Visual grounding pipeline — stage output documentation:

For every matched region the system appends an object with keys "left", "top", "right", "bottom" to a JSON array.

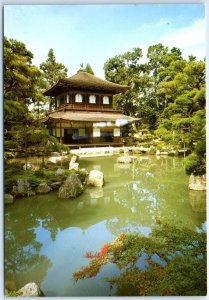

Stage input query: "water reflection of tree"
[
  {"left": 5, "top": 206, "right": 53, "bottom": 288},
  {"left": 105, "top": 184, "right": 160, "bottom": 236},
  {"left": 4, "top": 155, "right": 206, "bottom": 290}
]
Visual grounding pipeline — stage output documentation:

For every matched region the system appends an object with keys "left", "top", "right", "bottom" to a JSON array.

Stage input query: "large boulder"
[
  {"left": 58, "top": 174, "right": 83, "bottom": 199},
  {"left": 189, "top": 174, "right": 206, "bottom": 191},
  {"left": 77, "top": 168, "right": 89, "bottom": 184},
  {"left": 117, "top": 156, "right": 133, "bottom": 164},
  {"left": 4, "top": 193, "right": 14, "bottom": 204},
  {"left": 18, "top": 282, "right": 44, "bottom": 297},
  {"left": 13, "top": 179, "right": 31, "bottom": 197},
  {"left": 36, "top": 182, "right": 51, "bottom": 194},
  {"left": 88, "top": 170, "right": 104, "bottom": 187}
]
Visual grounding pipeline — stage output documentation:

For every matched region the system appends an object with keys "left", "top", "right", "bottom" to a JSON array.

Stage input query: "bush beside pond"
[{"left": 183, "top": 152, "right": 206, "bottom": 176}]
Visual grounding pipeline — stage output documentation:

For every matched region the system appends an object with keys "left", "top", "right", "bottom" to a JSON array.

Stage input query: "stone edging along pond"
[{"left": 70, "top": 145, "right": 190, "bottom": 157}]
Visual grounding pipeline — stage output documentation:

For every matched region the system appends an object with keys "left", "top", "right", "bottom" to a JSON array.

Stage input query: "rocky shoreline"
[{"left": 4, "top": 155, "right": 106, "bottom": 204}]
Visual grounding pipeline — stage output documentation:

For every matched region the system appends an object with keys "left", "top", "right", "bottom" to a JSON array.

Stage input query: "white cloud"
[
  {"left": 140, "top": 18, "right": 171, "bottom": 31},
  {"left": 160, "top": 19, "right": 205, "bottom": 59}
]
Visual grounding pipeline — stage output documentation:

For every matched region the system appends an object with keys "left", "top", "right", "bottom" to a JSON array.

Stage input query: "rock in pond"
[
  {"left": 117, "top": 156, "right": 133, "bottom": 164},
  {"left": 189, "top": 174, "right": 206, "bottom": 191},
  {"left": 36, "top": 182, "right": 51, "bottom": 194},
  {"left": 13, "top": 179, "right": 31, "bottom": 197},
  {"left": 69, "top": 155, "right": 79, "bottom": 170},
  {"left": 58, "top": 174, "right": 83, "bottom": 199},
  {"left": 88, "top": 170, "right": 104, "bottom": 187},
  {"left": 4, "top": 193, "right": 14, "bottom": 204},
  {"left": 69, "top": 162, "right": 79, "bottom": 170},
  {"left": 70, "top": 155, "right": 77, "bottom": 165},
  {"left": 18, "top": 282, "right": 44, "bottom": 297},
  {"left": 160, "top": 151, "right": 168, "bottom": 156}
]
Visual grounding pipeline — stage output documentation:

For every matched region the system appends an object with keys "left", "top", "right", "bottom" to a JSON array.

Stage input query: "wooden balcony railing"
[{"left": 48, "top": 103, "right": 123, "bottom": 114}]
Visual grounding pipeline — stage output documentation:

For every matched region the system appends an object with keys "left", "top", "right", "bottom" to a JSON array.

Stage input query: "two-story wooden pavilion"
[{"left": 42, "top": 70, "right": 138, "bottom": 147}]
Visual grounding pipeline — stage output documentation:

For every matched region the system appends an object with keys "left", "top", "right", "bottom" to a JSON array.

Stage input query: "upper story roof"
[{"left": 43, "top": 70, "right": 129, "bottom": 96}]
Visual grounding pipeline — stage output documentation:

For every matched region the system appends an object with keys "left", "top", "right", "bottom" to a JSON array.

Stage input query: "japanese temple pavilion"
[{"left": 42, "top": 70, "right": 138, "bottom": 147}]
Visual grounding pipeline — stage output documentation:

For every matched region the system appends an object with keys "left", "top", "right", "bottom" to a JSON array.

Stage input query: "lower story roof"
[{"left": 43, "top": 110, "right": 139, "bottom": 126}]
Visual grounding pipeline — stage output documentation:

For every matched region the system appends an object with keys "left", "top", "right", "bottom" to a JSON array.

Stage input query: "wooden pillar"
[
  {"left": 66, "top": 94, "right": 69, "bottom": 103},
  {"left": 60, "top": 120, "right": 62, "bottom": 144}
]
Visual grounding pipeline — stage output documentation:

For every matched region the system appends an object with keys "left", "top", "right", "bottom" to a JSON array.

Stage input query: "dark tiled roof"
[{"left": 43, "top": 70, "right": 129, "bottom": 96}]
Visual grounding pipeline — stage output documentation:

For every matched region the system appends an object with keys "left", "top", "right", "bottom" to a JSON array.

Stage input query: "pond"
[{"left": 4, "top": 155, "right": 206, "bottom": 296}]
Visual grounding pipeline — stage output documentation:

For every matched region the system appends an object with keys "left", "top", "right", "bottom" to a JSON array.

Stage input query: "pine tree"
[{"left": 40, "top": 49, "right": 68, "bottom": 87}]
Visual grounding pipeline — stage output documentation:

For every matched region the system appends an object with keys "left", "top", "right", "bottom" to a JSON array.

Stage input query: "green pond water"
[{"left": 5, "top": 155, "right": 206, "bottom": 296}]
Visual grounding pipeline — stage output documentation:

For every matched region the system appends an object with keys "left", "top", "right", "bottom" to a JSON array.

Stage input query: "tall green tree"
[
  {"left": 146, "top": 44, "right": 185, "bottom": 112},
  {"left": 155, "top": 59, "right": 205, "bottom": 148},
  {"left": 4, "top": 37, "right": 43, "bottom": 124},
  {"left": 104, "top": 48, "right": 147, "bottom": 117},
  {"left": 40, "top": 48, "right": 68, "bottom": 87},
  {"left": 4, "top": 37, "right": 67, "bottom": 160},
  {"left": 4, "top": 37, "right": 45, "bottom": 138},
  {"left": 103, "top": 45, "right": 185, "bottom": 129}
]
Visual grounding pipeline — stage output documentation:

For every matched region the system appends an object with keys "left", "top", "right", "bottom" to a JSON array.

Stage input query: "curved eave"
[
  {"left": 43, "top": 80, "right": 66, "bottom": 96},
  {"left": 42, "top": 111, "right": 140, "bottom": 125}
]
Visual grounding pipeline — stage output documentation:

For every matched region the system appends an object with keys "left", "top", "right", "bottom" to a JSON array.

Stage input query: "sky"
[{"left": 4, "top": 4, "right": 205, "bottom": 79}]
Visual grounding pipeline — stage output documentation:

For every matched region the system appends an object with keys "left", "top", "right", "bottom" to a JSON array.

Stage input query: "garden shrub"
[
  {"left": 183, "top": 153, "right": 206, "bottom": 176},
  {"left": 195, "top": 140, "right": 206, "bottom": 157}
]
